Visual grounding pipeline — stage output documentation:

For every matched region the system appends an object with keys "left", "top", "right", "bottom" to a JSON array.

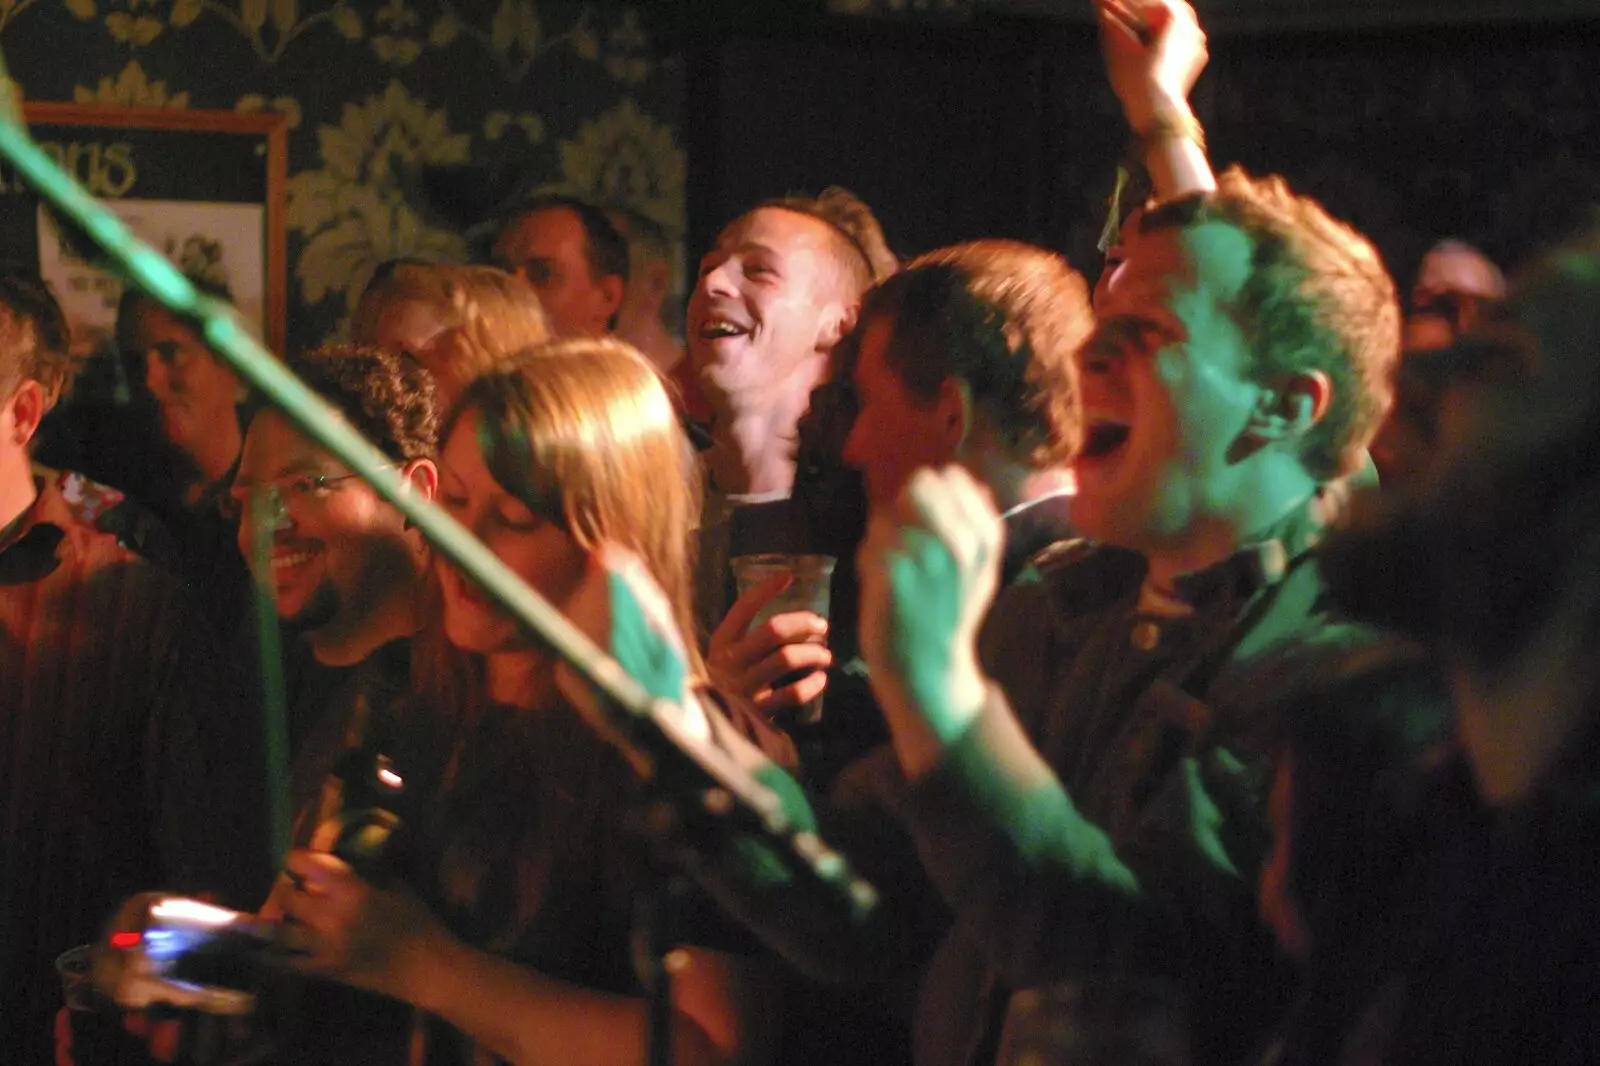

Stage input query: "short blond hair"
[
  {"left": 351, "top": 263, "right": 550, "bottom": 401},
  {"left": 1143, "top": 168, "right": 1401, "bottom": 478}
]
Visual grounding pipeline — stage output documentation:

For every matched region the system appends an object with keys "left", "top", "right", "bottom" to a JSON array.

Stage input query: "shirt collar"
[
  {"left": 1169, "top": 486, "right": 1338, "bottom": 607},
  {"left": 0, "top": 475, "right": 83, "bottom": 578}
]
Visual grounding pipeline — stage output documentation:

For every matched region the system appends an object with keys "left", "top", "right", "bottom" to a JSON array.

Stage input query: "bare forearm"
[
  {"left": 1140, "top": 114, "right": 1215, "bottom": 201},
  {"left": 399, "top": 933, "right": 724, "bottom": 1066}
]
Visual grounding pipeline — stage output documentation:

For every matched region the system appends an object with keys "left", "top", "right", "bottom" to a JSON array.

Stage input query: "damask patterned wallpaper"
[{"left": 0, "top": 0, "right": 685, "bottom": 352}]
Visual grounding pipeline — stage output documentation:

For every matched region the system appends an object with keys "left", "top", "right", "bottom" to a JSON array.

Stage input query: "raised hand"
[
  {"left": 857, "top": 466, "right": 1002, "bottom": 775},
  {"left": 553, "top": 541, "right": 711, "bottom": 746},
  {"left": 1096, "top": 0, "right": 1209, "bottom": 135},
  {"left": 708, "top": 573, "right": 833, "bottom": 718}
]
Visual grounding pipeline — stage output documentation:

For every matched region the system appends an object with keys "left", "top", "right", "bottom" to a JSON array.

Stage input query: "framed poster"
[{"left": 0, "top": 103, "right": 288, "bottom": 358}]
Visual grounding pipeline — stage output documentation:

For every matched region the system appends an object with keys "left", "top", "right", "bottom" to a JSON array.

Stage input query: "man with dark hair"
[
  {"left": 0, "top": 279, "right": 252, "bottom": 1066},
  {"left": 229, "top": 344, "right": 438, "bottom": 779},
  {"left": 491, "top": 193, "right": 629, "bottom": 338},
  {"left": 843, "top": 240, "right": 1088, "bottom": 584}
]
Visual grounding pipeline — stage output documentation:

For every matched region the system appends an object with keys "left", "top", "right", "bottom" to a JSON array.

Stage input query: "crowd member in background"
[
  {"left": 609, "top": 204, "right": 714, "bottom": 431},
  {"left": 0, "top": 275, "right": 253, "bottom": 1066},
  {"left": 229, "top": 343, "right": 439, "bottom": 825},
  {"left": 1369, "top": 239, "right": 1512, "bottom": 488},
  {"left": 490, "top": 193, "right": 628, "bottom": 339},
  {"left": 1402, "top": 238, "right": 1505, "bottom": 353},
  {"left": 1366, "top": 326, "right": 1530, "bottom": 491},
  {"left": 10, "top": 268, "right": 175, "bottom": 561},
  {"left": 66, "top": 278, "right": 255, "bottom": 638},
  {"left": 268, "top": 338, "right": 779, "bottom": 1066},
  {"left": 609, "top": 205, "right": 687, "bottom": 374},
  {"left": 350, "top": 261, "right": 550, "bottom": 407},
  {"left": 1322, "top": 222, "right": 1600, "bottom": 1064}
]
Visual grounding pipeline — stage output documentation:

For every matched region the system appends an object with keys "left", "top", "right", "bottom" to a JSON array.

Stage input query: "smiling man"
[
  {"left": 686, "top": 188, "right": 895, "bottom": 638},
  {"left": 228, "top": 344, "right": 438, "bottom": 829},
  {"left": 851, "top": 167, "right": 1401, "bottom": 1064},
  {"left": 232, "top": 345, "right": 438, "bottom": 671}
]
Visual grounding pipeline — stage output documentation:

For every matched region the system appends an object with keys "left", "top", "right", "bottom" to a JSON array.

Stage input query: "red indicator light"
[{"left": 109, "top": 931, "right": 142, "bottom": 949}]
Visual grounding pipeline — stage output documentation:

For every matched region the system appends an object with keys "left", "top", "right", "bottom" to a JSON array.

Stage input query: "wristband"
[{"left": 1138, "top": 106, "right": 1206, "bottom": 154}]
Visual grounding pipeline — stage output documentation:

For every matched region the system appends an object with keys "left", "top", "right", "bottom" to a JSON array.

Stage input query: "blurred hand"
[
  {"left": 279, "top": 849, "right": 446, "bottom": 1002},
  {"left": 1097, "top": 0, "right": 1208, "bottom": 134},
  {"left": 554, "top": 542, "right": 711, "bottom": 746},
  {"left": 858, "top": 466, "right": 1001, "bottom": 770},
  {"left": 709, "top": 573, "right": 833, "bottom": 718}
]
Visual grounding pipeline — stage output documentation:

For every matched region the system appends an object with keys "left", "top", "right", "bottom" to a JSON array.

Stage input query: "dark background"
[
  {"left": 679, "top": 3, "right": 1600, "bottom": 291},
  {"left": 0, "top": 0, "right": 1596, "bottom": 353}
]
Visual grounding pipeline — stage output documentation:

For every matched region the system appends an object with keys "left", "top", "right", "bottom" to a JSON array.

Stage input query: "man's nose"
[{"left": 699, "top": 260, "right": 737, "bottom": 299}]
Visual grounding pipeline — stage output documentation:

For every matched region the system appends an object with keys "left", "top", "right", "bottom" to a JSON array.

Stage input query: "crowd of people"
[{"left": 3, "top": 1, "right": 1597, "bottom": 1064}]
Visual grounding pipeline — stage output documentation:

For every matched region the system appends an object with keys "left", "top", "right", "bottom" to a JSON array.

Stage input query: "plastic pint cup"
[{"left": 729, "top": 553, "right": 835, "bottom": 723}]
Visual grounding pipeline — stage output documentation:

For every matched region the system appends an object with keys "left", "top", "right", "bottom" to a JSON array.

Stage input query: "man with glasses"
[{"left": 228, "top": 343, "right": 439, "bottom": 822}]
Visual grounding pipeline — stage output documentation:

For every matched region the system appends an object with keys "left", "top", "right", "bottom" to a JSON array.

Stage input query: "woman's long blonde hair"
[{"left": 439, "top": 335, "right": 705, "bottom": 682}]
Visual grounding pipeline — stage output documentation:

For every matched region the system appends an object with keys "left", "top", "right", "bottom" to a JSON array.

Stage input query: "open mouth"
[
  {"left": 269, "top": 543, "right": 322, "bottom": 575},
  {"left": 698, "top": 318, "right": 750, "bottom": 341},
  {"left": 1080, "top": 420, "right": 1131, "bottom": 461}
]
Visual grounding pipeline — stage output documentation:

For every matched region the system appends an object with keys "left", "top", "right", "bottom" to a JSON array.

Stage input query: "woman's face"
[{"left": 435, "top": 410, "right": 588, "bottom": 655}]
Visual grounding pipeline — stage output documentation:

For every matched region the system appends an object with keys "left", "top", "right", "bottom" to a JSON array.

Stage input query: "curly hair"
[
  {"left": 1142, "top": 168, "right": 1401, "bottom": 479},
  {"left": 761, "top": 186, "right": 898, "bottom": 298},
  {"left": 858, "top": 239, "right": 1090, "bottom": 468},
  {"left": 287, "top": 342, "right": 440, "bottom": 461}
]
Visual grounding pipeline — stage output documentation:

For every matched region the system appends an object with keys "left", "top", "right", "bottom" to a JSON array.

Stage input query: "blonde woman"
[{"left": 352, "top": 262, "right": 551, "bottom": 407}]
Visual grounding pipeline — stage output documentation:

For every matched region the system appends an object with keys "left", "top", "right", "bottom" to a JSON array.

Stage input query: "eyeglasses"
[{"left": 230, "top": 466, "right": 399, "bottom": 529}]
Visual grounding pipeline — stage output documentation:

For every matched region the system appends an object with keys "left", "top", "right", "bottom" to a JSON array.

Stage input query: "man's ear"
[
  {"left": 6, "top": 379, "right": 45, "bottom": 449},
  {"left": 935, "top": 376, "right": 974, "bottom": 453},
  {"left": 817, "top": 300, "right": 860, "bottom": 353},
  {"left": 598, "top": 274, "right": 626, "bottom": 321},
  {"left": 400, "top": 458, "right": 439, "bottom": 502},
  {"left": 1246, "top": 370, "right": 1332, "bottom": 445}
]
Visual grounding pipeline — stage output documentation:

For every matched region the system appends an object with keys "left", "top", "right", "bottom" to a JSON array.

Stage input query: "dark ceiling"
[{"left": 926, "top": 0, "right": 1599, "bottom": 32}]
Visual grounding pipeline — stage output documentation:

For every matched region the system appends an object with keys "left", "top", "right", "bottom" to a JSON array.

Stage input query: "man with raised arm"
[
  {"left": 687, "top": 6, "right": 1397, "bottom": 1064},
  {"left": 856, "top": 98, "right": 1400, "bottom": 1066}
]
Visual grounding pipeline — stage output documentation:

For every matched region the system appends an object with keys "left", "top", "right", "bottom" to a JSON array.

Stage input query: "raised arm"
[{"left": 1097, "top": 0, "right": 1216, "bottom": 201}]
